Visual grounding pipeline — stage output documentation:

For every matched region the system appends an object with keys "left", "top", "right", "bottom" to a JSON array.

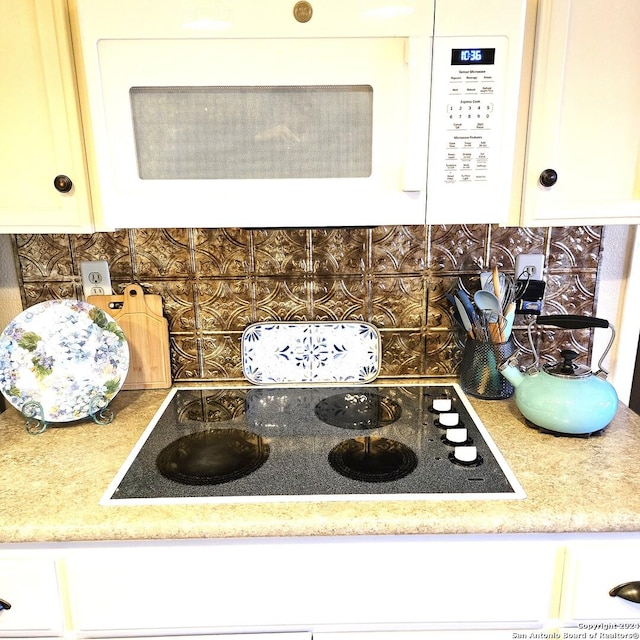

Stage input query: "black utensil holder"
[{"left": 460, "top": 338, "right": 515, "bottom": 400}]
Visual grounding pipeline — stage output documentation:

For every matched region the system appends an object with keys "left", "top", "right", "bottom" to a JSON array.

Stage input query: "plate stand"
[{"left": 21, "top": 397, "right": 115, "bottom": 435}]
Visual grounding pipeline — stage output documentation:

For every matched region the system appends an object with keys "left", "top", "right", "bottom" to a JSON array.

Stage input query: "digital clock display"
[{"left": 451, "top": 48, "right": 496, "bottom": 65}]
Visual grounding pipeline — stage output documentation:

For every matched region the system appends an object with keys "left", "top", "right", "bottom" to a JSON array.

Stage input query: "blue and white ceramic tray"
[
  {"left": 242, "top": 322, "right": 381, "bottom": 384},
  {"left": 0, "top": 300, "right": 129, "bottom": 423}
]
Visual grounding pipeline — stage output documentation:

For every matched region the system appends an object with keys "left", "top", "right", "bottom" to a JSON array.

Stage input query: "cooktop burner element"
[
  {"left": 314, "top": 391, "right": 402, "bottom": 430},
  {"left": 156, "top": 428, "right": 270, "bottom": 485},
  {"left": 328, "top": 436, "right": 418, "bottom": 482},
  {"left": 102, "top": 383, "right": 525, "bottom": 504}
]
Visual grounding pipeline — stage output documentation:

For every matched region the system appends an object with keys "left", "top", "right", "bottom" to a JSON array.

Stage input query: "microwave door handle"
[{"left": 402, "top": 37, "right": 431, "bottom": 192}]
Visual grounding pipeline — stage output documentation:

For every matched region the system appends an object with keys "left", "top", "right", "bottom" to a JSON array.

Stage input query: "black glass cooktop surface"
[{"left": 103, "top": 384, "right": 524, "bottom": 504}]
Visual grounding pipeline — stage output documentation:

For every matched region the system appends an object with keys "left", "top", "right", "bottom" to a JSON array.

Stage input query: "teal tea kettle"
[{"left": 498, "top": 315, "right": 618, "bottom": 435}]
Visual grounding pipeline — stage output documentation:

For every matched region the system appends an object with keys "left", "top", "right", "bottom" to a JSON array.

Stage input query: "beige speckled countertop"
[{"left": 1, "top": 383, "right": 639, "bottom": 543}]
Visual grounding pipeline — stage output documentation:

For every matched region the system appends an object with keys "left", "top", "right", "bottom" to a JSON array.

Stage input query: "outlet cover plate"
[
  {"left": 515, "top": 253, "right": 545, "bottom": 281},
  {"left": 80, "top": 260, "right": 112, "bottom": 298}
]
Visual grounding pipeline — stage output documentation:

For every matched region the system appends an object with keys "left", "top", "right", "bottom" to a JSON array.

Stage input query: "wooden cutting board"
[{"left": 88, "top": 284, "right": 171, "bottom": 390}]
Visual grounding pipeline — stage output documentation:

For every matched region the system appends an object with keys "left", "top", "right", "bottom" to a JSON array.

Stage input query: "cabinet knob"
[
  {"left": 539, "top": 169, "right": 558, "bottom": 188},
  {"left": 53, "top": 174, "right": 73, "bottom": 193},
  {"left": 0, "top": 598, "right": 11, "bottom": 611},
  {"left": 610, "top": 581, "right": 640, "bottom": 603}
]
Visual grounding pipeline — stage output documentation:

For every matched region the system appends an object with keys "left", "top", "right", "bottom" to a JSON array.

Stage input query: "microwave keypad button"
[
  {"left": 443, "top": 94, "right": 494, "bottom": 181},
  {"left": 447, "top": 100, "right": 492, "bottom": 128}
]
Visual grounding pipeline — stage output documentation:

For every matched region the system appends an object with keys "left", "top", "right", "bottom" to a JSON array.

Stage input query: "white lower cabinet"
[
  {"left": 61, "top": 536, "right": 561, "bottom": 637},
  {"left": 0, "top": 557, "right": 64, "bottom": 637},
  {"left": 14, "top": 534, "right": 640, "bottom": 639},
  {"left": 560, "top": 537, "right": 640, "bottom": 626}
]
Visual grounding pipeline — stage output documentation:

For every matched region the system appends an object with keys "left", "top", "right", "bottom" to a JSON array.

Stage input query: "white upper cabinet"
[
  {"left": 519, "top": 0, "right": 640, "bottom": 226},
  {"left": 0, "top": 0, "right": 95, "bottom": 233}
]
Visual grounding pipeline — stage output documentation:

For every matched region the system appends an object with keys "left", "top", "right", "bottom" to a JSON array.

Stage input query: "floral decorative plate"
[
  {"left": 242, "top": 322, "right": 381, "bottom": 384},
  {"left": 0, "top": 300, "right": 129, "bottom": 423}
]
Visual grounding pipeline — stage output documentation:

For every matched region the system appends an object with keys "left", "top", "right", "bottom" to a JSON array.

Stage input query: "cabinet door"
[
  {"left": 64, "top": 536, "right": 561, "bottom": 635},
  {"left": 0, "top": 557, "right": 64, "bottom": 637},
  {"left": 0, "top": 0, "right": 94, "bottom": 232},
  {"left": 521, "top": 0, "right": 640, "bottom": 225},
  {"left": 561, "top": 539, "right": 640, "bottom": 624}
]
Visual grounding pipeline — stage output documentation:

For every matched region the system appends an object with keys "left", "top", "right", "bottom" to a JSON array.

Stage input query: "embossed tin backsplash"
[{"left": 11, "top": 225, "right": 603, "bottom": 382}]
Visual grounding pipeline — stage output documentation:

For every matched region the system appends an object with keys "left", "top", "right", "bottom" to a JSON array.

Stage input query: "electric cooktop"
[{"left": 102, "top": 383, "right": 525, "bottom": 505}]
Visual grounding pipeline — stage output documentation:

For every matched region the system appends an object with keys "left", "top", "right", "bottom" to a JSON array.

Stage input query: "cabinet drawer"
[
  {"left": 0, "top": 557, "right": 64, "bottom": 637},
  {"left": 562, "top": 541, "right": 640, "bottom": 623},
  {"left": 64, "top": 536, "right": 560, "bottom": 635}
]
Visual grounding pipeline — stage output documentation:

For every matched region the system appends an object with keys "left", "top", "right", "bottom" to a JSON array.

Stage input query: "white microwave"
[{"left": 72, "top": 0, "right": 528, "bottom": 229}]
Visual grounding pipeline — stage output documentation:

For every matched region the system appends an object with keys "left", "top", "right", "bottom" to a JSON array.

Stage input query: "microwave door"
[{"left": 92, "top": 37, "right": 430, "bottom": 228}]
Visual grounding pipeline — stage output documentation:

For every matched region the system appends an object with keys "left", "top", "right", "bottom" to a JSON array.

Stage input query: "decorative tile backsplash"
[{"left": 10, "top": 225, "right": 603, "bottom": 383}]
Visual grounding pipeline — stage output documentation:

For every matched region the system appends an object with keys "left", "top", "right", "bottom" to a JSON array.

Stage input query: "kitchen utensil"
[
  {"left": 445, "top": 294, "right": 467, "bottom": 333},
  {"left": 456, "top": 289, "right": 481, "bottom": 334},
  {"left": 498, "top": 315, "right": 618, "bottom": 435},
  {"left": 474, "top": 289, "right": 504, "bottom": 342},
  {"left": 492, "top": 266, "right": 502, "bottom": 303},
  {"left": 0, "top": 299, "right": 129, "bottom": 422},
  {"left": 503, "top": 307, "right": 516, "bottom": 340},
  {"left": 88, "top": 284, "right": 171, "bottom": 390},
  {"left": 474, "top": 289, "right": 501, "bottom": 314},
  {"left": 453, "top": 296, "right": 474, "bottom": 338},
  {"left": 483, "top": 271, "right": 516, "bottom": 313}
]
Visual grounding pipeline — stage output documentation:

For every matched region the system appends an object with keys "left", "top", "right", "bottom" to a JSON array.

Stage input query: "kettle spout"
[{"left": 498, "top": 354, "right": 525, "bottom": 388}]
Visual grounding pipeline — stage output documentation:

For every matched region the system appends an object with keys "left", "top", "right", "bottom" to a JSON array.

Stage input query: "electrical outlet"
[
  {"left": 515, "top": 253, "right": 545, "bottom": 281},
  {"left": 80, "top": 260, "right": 113, "bottom": 298},
  {"left": 514, "top": 253, "right": 546, "bottom": 314}
]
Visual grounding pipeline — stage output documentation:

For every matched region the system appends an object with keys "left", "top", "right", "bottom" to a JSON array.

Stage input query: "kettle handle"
[
  {"left": 536, "top": 314, "right": 609, "bottom": 330},
  {"left": 536, "top": 315, "right": 615, "bottom": 377}
]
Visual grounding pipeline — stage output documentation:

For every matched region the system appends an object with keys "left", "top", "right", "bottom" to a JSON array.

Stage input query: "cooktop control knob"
[
  {"left": 454, "top": 446, "right": 477, "bottom": 464},
  {"left": 446, "top": 428, "right": 468, "bottom": 444},
  {"left": 432, "top": 397, "right": 452, "bottom": 413},
  {"left": 439, "top": 412, "right": 460, "bottom": 427}
]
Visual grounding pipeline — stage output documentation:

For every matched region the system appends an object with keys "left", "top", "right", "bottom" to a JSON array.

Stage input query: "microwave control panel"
[
  {"left": 427, "top": 36, "right": 516, "bottom": 223},
  {"left": 443, "top": 46, "right": 498, "bottom": 185}
]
